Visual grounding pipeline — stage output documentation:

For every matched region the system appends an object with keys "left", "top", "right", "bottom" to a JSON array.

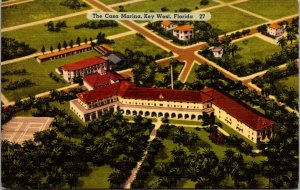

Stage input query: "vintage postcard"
[{"left": 1, "top": 0, "right": 299, "bottom": 189}]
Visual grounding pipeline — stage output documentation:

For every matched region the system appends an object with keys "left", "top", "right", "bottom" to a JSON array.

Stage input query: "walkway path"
[
  {"left": 124, "top": 119, "right": 162, "bottom": 189},
  {"left": 1, "top": 9, "right": 95, "bottom": 32},
  {"left": 2, "top": 84, "right": 80, "bottom": 107},
  {"left": 255, "top": 33, "right": 279, "bottom": 45},
  {"left": 2, "top": 0, "right": 33, "bottom": 7}
]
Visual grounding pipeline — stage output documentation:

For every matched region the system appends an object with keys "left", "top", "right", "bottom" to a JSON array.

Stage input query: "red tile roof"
[
  {"left": 83, "top": 70, "right": 125, "bottom": 88},
  {"left": 37, "top": 44, "right": 92, "bottom": 60},
  {"left": 122, "top": 87, "right": 212, "bottom": 103},
  {"left": 174, "top": 25, "right": 193, "bottom": 31},
  {"left": 202, "top": 88, "right": 275, "bottom": 131},
  {"left": 269, "top": 23, "right": 283, "bottom": 29},
  {"left": 161, "top": 20, "right": 173, "bottom": 26},
  {"left": 77, "top": 81, "right": 134, "bottom": 103},
  {"left": 62, "top": 56, "right": 107, "bottom": 71},
  {"left": 78, "top": 83, "right": 212, "bottom": 104}
]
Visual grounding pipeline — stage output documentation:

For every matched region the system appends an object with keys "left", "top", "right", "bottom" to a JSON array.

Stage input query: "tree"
[
  {"left": 84, "top": 37, "right": 88, "bottom": 44},
  {"left": 47, "top": 21, "right": 54, "bottom": 30},
  {"left": 57, "top": 42, "right": 62, "bottom": 51},
  {"left": 229, "top": 43, "right": 238, "bottom": 62},
  {"left": 63, "top": 40, "right": 68, "bottom": 49},
  {"left": 50, "top": 46, "right": 54, "bottom": 52},
  {"left": 277, "top": 36, "right": 287, "bottom": 49},
  {"left": 69, "top": 40, "right": 74, "bottom": 48},
  {"left": 200, "top": 0, "right": 209, "bottom": 5},
  {"left": 76, "top": 37, "right": 81, "bottom": 46},
  {"left": 287, "top": 32, "right": 296, "bottom": 44},
  {"left": 41, "top": 45, "right": 46, "bottom": 54}
]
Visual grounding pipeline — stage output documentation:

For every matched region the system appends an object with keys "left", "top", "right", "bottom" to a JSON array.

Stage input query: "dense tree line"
[
  {"left": 2, "top": 37, "right": 36, "bottom": 61},
  {"left": 60, "top": 0, "right": 87, "bottom": 9},
  {"left": 2, "top": 69, "right": 27, "bottom": 76},
  {"left": 45, "top": 20, "right": 67, "bottom": 32},
  {"left": 252, "top": 62, "right": 298, "bottom": 109},
  {"left": 4, "top": 79, "right": 35, "bottom": 90},
  {"left": 74, "top": 20, "right": 118, "bottom": 29}
]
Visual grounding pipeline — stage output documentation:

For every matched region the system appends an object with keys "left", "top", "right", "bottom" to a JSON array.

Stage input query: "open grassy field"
[
  {"left": 2, "top": 51, "right": 99, "bottom": 101},
  {"left": 235, "top": 0, "right": 298, "bottom": 20},
  {"left": 79, "top": 164, "right": 113, "bottom": 188},
  {"left": 208, "top": 6, "right": 265, "bottom": 34},
  {"left": 168, "top": 119, "right": 203, "bottom": 126},
  {"left": 2, "top": 14, "right": 129, "bottom": 52},
  {"left": 186, "top": 63, "right": 199, "bottom": 83},
  {"left": 2, "top": 0, "right": 90, "bottom": 28},
  {"left": 233, "top": 36, "right": 280, "bottom": 65},
  {"left": 220, "top": 0, "right": 240, "bottom": 2},
  {"left": 98, "top": 0, "right": 129, "bottom": 5},
  {"left": 275, "top": 74, "right": 299, "bottom": 93},
  {"left": 110, "top": 34, "right": 168, "bottom": 56},
  {"left": 116, "top": 0, "right": 218, "bottom": 12}
]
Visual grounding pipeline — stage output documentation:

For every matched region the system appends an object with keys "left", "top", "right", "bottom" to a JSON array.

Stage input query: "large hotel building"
[{"left": 70, "top": 76, "right": 274, "bottom": 143}]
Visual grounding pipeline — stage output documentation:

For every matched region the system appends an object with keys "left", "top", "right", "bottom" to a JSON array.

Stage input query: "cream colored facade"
[
  {"left": 213, "top": 105, "right": 273, "bottom": 143},
  {"left": 63, "top": 64, "right": 106, "bottom": 82},
  {"left": 173, "top": 30, "right": 194, "bottom": 41},
  {"left": 70, "top": 96, "right": 213, "bottom": 122},
  {"left": 267, "top": 26, "right": 284, "bottom": 37}
]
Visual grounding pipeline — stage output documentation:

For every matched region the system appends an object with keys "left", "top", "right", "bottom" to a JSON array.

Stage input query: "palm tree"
[
  {"left": 277, "top": 36, "right": 287, "bottom": 49},
  {"left": 287, "top": 32, "right": 297, "bottom": 44},
  {"left": 229, "top": 43, "right": 238, "bottom": 62}
]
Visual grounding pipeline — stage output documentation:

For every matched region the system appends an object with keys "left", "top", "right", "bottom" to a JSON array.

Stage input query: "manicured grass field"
[
  {"left": 98, "top": 0, "right": 129, "bottom": 5},
  {"left": 2, "top": 0, "right": 90, "bottom": 28},
  {"left": 110, "top": 34, "right": 168, "bottom": 56},
  {"left": 208, "top": 6, "right": 265, "bottom": 34},
  {"left": 2, "top": 14, "right": 129, "bottom": 52},
  {"left": 220, "top": 0, "right": 240, "bottom": 2},
  {"left": 275, "top": 74, "right": 299, "bottom": 93},
  {"left": 233, "top": 36, "right": 280, "bottom": 65},
  {"left": 168, "top": 119, "right": 203, "bottom": 126},
  {"left": 235, "top": 0, "right": 298, "bottom": 19},
  {"left": 1, "top": 51, "right": 99, "bottom": 101},
  {"left": 186, "top": 63, "right": 199, "bottom": 83},
  {"left": 79, "top": 164, "right": 113, "bottom": 188},
  {"left": 116, "top": 0, "right": 218, "bottom": 12}
]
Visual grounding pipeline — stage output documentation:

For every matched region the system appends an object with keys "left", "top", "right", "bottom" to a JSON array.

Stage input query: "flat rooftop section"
[
  {"left": 1, "top": 117, "right": 53, "bottom": 144},
  {"left": 37, "top": 44, "right": 92, "bottom": 60}
]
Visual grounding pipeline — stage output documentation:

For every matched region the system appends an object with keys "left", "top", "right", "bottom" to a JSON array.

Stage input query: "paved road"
[
  {"left": 2, "top": 0, "right": 33, "bottom": 7},
  {"left": 85, "top": 0, "right": 298, "bottom": 83}
]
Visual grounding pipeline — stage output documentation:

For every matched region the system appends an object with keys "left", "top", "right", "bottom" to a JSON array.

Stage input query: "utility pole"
[{"left": 170, "top": 59, "right": 174, "bottom": 89}]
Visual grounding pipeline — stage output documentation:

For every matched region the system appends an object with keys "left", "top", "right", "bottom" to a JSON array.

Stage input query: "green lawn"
[
  {"left": 2, "top": 51, "right": 99, "bottom": 101},
  {"left": 220, "top": 0, "right": 240, "bottom": 2},
  {"left": 235, "top": 0, "right": 298, "bottom": 20},
  {"left": 208, "top": 6, "right": 265, "bottom": 34},
  {"left": 98, "top": 0, "right": 130, "bottom": 5},
  {"left": 275, "top": 74, "right": 299, "bottom": 93},
  {"left": 110, "top": 34, "right": 168, "bottom": 57},
  {"left": 2, "top": 14, "right": 129, "bottom": 52},
  {"left": 2, "top": 0, "right": 91, "bottom": 28},
  {"left": 117, "top": 0, "right": 218, "bottom": 12},
  {"left": 233, "top": 36, "right": 280, "bottom": 65},
  {"left": 186, "top": 63, "right": 199, "bottom": 83},
  {"left": 168, "top": 119, "right": 203, "bottom": 126},
  {"left": 79, "top": 164, "right": 113, "bottom": 188}
]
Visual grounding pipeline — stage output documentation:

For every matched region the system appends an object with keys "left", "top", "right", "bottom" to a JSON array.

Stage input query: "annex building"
[
  {"left": 70, "top": 80, "right": 274, "bottom": 143},
  {"left": 60, "top": 56, "right": 108, "bottom": 82}
]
